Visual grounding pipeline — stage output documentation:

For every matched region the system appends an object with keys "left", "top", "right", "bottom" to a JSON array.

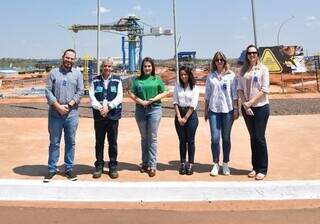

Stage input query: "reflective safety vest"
[{"left": 92, "top": 75, "right": 122, "bottom": 121}]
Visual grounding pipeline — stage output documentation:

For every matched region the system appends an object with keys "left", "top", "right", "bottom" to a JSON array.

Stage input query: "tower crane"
[{"left": 69, "top": 16, "right": 172, "bottom": 73}]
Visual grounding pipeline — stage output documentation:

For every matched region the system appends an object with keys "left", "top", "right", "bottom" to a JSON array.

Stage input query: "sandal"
[
  {"left": 255, "top": 173, "right": 266, "bottom": 180},
  {"left": 248, "top": 170, "right": 256, "bottom": 178}
]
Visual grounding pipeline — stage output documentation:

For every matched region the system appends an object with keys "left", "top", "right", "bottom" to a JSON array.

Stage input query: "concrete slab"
[
  {"left": 0, "top": 116, "right": 319, "bottom": 181},
  {"left": 0, "top": 115, "right": 319, "bottom": 201},
  {"left": 0, "top": 179, "right": 319, "bottom": 202}
]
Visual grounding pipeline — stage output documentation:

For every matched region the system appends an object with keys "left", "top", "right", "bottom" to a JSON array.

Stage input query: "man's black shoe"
[
  {"left": 92, "top": 168, "right": 103, "bottom": 179},
  {"left": 43, "top": 172, "right": 56, "bottom": 183},
  {"left": 65, "top": 171, "right": 78, "bottom": 181},
  {"left": 109, "top": 167, "right": 119, "bottom": 179},
  {"left": 186, "top": 163, "right": 194, "bottom": 175},
  {"left": 179, "top": 163, "right": 186, "bottom": 175}
]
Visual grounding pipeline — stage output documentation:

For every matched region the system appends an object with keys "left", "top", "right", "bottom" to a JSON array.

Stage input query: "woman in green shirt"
[{"left": 129, "top": 57, "right": 169, "bottom": 177}]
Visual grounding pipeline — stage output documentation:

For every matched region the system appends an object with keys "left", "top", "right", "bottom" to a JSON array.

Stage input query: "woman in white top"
[
  {"left": 237, "top": 44, "right": 270, "bottom": 181},
  {"left": 205, "top": 51, "right": 239, "bottom": 176},
  {"left": 173, "top": 65, "right": 199, "bottom": 175}
]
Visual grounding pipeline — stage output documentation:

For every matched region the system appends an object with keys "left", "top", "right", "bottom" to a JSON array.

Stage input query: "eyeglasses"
[
  {"left": 215, "top": 59, "right": 225, "bottom": 63},
  {"left": 247, "top": 51, "right": 258, "bottom": 55}
]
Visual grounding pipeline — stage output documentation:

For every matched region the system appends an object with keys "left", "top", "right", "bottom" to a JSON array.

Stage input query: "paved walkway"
[
  {"left": 0, "top": 115, "right": 319, "bottom": 201},
  {"left": 1, "top": 115, "right": 319, "bottom": 181}
]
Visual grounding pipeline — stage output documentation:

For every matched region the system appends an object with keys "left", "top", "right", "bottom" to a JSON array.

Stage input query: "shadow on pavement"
[
  {"left": 158, "top": 160, "right": 250, "bottom": 175},
  {"left": 13, "top": 162, "right": 250, "bottom": 177},
  {"left": 117, "top": 162, "right": 140, "bottom": 171},
  {"left": 13, "top": 164, "right": 95, "bottom": 177}
]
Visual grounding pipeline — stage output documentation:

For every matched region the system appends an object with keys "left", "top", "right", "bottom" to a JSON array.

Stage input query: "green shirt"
[{"left": 131, "top": 74, "right": 166, "bottom": 107}]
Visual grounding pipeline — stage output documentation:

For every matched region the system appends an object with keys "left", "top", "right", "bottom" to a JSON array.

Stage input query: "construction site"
[{"left": 1, "top": 15, "right": 320, "bottom": 99}]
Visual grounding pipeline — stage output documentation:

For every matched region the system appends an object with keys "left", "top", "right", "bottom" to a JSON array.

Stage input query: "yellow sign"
[{"left": 261, "top": 49, "right": 282, "bottom": 73}]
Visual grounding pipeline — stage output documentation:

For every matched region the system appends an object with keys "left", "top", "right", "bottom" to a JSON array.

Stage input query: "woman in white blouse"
[
  {"left": 237, "top": 44, "right": 270, "bottom": 181},
  {"left": 205, "top": 51, "right": 239, "bottom": 176},
  {"left": 173, "top": 65, "right": 199, "bottom": 175}
]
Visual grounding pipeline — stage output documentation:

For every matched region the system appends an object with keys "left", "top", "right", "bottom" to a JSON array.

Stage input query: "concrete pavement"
[{"left": 0, "top": 115, "right": 319, "bottom": 201}]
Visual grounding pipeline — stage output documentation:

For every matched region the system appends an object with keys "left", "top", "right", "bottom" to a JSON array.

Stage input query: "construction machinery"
[
  {"left": 69, "top": 16, "right": 172, "bottom": 73},
  {"left": 178, "top": 51, "right": 196, "bottom": 69},
  {"left": 82, "top": 54, "right": 94, "bottom": 95}
]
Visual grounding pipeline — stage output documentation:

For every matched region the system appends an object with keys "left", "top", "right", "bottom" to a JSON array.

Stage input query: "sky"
[{"left": 1, "top": 0, "right": 319, "bottom": 59}]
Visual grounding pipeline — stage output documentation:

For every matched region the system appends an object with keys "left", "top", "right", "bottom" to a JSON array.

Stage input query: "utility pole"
[
  {"left": 251, "top": 0, "right": 258, "bottom": 46},
  {"left": 97, "top": 0, "right": 101, "bottom": 76},
  {"left": 277, "top": 16, "right": 295, "bottom": 46},
  {"left": 173, "top": 0, "right": 179, "bottom": 82},
  {"left": 277, "top": 15, "right": 294, "bottom": 94}
]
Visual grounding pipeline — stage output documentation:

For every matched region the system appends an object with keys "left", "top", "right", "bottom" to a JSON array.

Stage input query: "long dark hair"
[
  {"left": 240, "top": 44, "right": 261, "bottom": 76},
  {"left": 179, "top": 65, "right": 196, "bottom": 90},
  {"left": 140, "top": 57, "right": 155, "bottom": 76}
]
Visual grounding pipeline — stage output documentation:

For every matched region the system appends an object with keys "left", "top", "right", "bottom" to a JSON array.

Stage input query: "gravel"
[{"left": 1, "top": 98, "right": 320, "bottom": 118}]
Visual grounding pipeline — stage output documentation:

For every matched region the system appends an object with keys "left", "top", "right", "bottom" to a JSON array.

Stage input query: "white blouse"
[
  {"left": 237, "top": 64, "right": 269, "bottom": 107},
  {"left": 173, "top": 84, "right": 199, "bottom": 109},
  {"left": 205, "top": 71, "right": 238, "bottom": 113}
]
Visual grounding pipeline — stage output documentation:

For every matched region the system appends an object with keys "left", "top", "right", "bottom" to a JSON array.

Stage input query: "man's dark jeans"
[
  {"left": 94, "top": 118, "right": 119, "bottom": 169},
  {"left": 241, "top": 104, "right": 269, "bottom": 174}
]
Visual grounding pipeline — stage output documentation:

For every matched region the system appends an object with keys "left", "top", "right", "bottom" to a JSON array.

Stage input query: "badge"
[
  {"left": 95, "top": 86, "right": 103, "bottom": 93},
  {"left": 253, "top": 75, "right": 258, "bottom": 82},
  {"left": 222, "top": 79, "right": 228, "bottom": 90},
  {"left": 63, "top": 80, "right": 67, "bottom": 86},
  {"left": 222, "top": 83, "right": 227, "bottom": 90},
  {"left": 110, "top": 86, "right": 117, "bottom": 93},
  {"left": 137, "top": 84, "right": 143, "bottom": 93}
]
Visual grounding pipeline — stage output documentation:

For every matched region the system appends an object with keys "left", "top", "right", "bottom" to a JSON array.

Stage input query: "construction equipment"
[
  {"left": 82, "top": 54, "right": 94, "bottom": 95},
  {"left": 178, "top": 51, "right": 196, "bottom": 69},
  {"left": 69, "top": 16, "right": 172, "bottom": 73}
]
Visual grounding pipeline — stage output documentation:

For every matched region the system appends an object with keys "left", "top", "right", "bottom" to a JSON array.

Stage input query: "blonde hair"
[{"left": 211, "top": 51, "right": 229, "bottom": 73}]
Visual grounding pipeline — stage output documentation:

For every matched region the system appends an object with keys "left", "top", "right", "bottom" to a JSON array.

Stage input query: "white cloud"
[
  {"left": 133, "top": 5, "right": 142, "bottom": 11},
  {"left": 305, "top": 16, "right": 317, "bottom": 22},
  {"left": 304, "top": 16, "right": 319, "bottom": 27},
  {"left": 92, "top": 6, "right": 111, "bottom": 14}
]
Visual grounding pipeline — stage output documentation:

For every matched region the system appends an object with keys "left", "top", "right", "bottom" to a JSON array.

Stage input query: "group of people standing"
[{"left": 44, "top": 44, "right": 270, "bottom": 182}]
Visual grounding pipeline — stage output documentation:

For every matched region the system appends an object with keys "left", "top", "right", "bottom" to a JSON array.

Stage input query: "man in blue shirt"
[{"left": 44, "top": 49, "right": 84, "bottom": 183}]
